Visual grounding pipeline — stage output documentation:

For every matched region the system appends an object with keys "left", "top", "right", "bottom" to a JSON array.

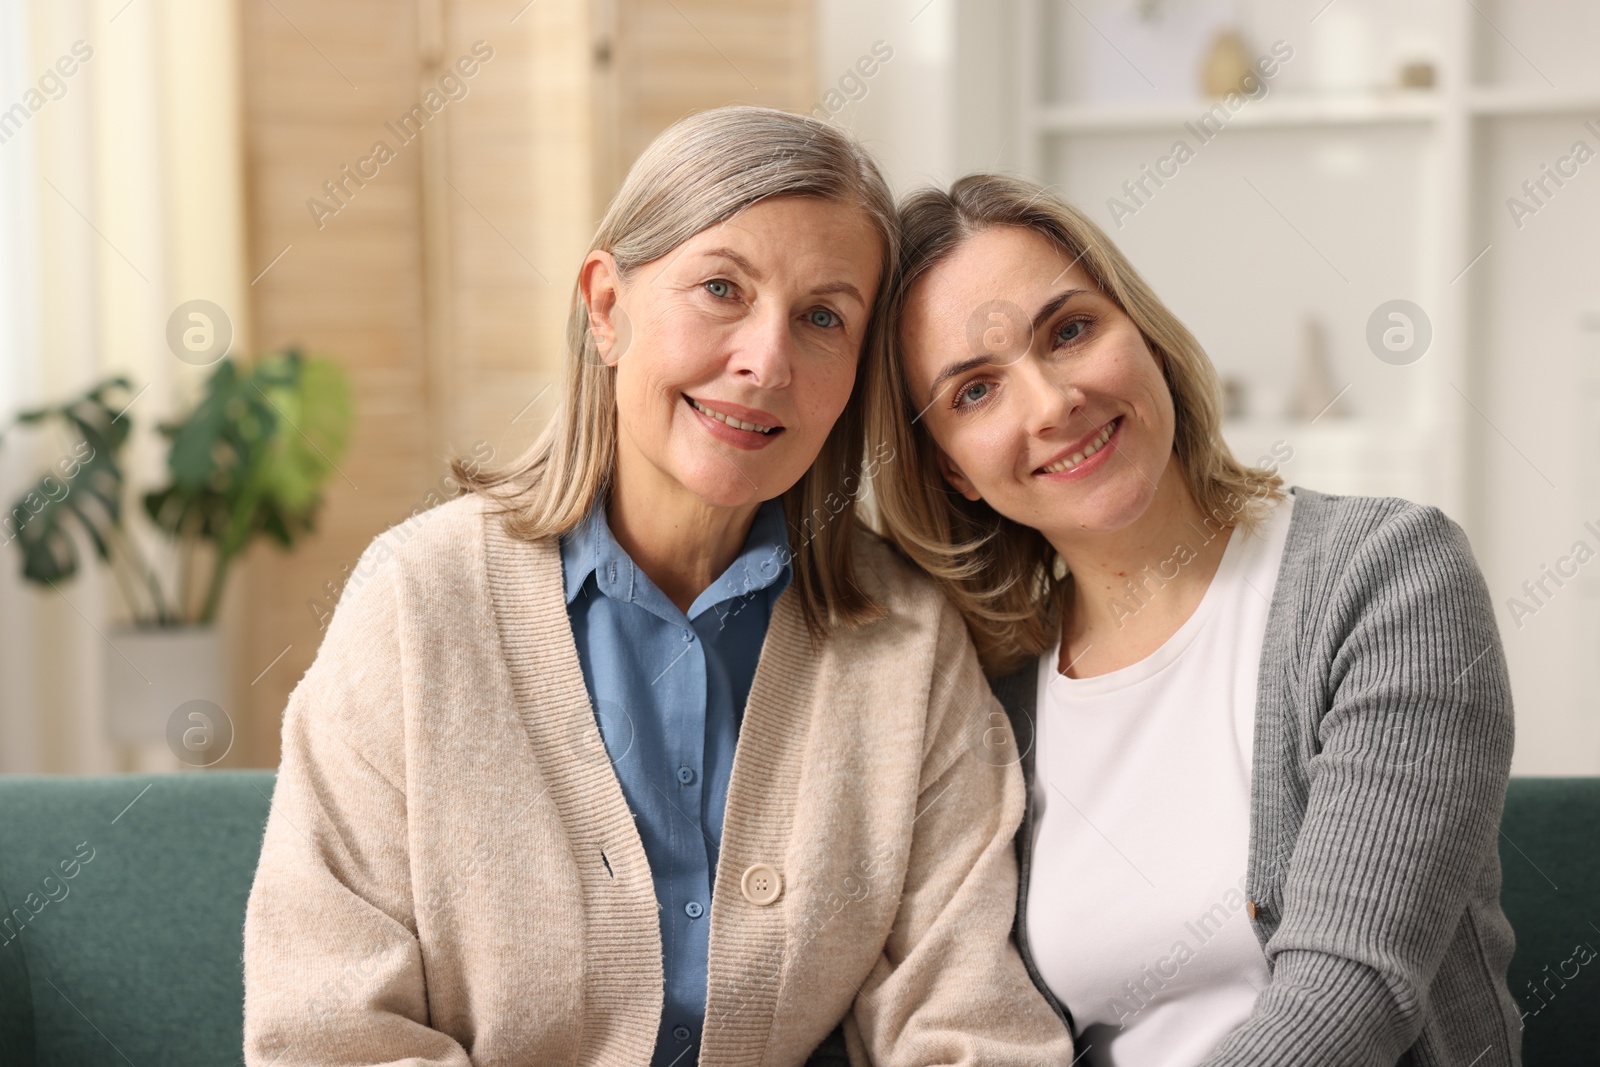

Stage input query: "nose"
[
  {"left": 726, "top": 304, "right": 793, "bottom": 390},
  {"left": 1017, "top": 357, "right": 1083, "bottom": 439}
]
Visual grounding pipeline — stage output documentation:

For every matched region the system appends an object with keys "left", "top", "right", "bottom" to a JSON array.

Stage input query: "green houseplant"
[
  {"left": 4, "top": 349, "right": 353, "bottom": 625},
  {"left": 2, "top": 350, "right": 352, "bottom": 750}
]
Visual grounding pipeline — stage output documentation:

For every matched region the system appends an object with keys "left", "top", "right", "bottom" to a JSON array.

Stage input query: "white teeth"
[
  {"left": 688, "top": 396, "right": 776, "bottom": 434},
  {"left": 1039, "top": 420, "right": 1116, "bottom": 474}
]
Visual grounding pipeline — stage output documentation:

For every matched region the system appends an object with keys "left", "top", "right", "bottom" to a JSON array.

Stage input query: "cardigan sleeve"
[
  {"left": 242, "top": 553, "right": 472, "bottom": 1067},
  {"left": 1199, "top": 503, "right": 1515, "bottom": 1066},
  {"left": 846, "top": 596, "right": 1078, "bottom": 1066}
]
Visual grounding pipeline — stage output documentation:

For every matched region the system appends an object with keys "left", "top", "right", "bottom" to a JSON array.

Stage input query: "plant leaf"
[
  {"left": 4, "top": 376, "right": 134, "bottom": 586},
  {"left": 8, "top": 447, "right": 124, "bottom": 583},
  {"left": 254, "top": 355, "right": 353, "bottom": 515}
]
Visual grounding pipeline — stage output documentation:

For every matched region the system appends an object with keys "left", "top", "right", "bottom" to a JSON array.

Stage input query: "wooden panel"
[
  {"left": 238, "top": 0, "right": 436, "bottom": 766},
  {"left": 441, "top": 0, "right": 598, "bottom": 453},
  {"left": 603, "top": 0, "right": 817, "bottom": 196}
]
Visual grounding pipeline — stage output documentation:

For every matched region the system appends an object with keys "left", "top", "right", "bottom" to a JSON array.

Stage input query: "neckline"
[
  {"left": 1044, "top": 499, "right": 1282, "bottom": 697},
  {"left": 559, "top": 496, "right": 793, "bottom": 621}
]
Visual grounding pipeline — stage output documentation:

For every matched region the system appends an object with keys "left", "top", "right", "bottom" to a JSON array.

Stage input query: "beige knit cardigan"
[{"left": 242, "top": 494, "right": 1073, "bottom": 1067}]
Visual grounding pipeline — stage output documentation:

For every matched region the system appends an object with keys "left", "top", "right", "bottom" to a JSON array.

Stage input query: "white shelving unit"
[
  {"left": 1012, "top": 0, "right": 1600, "bottom": 518},
  {"left": 1011, "top": 0, "right": 1500, "bottom": 520},
  {"left": 1012, "top": 0, "right": 1600, "bottom": 511},
  {"left": 1011, "top": 0, "right": 1600, "bottom": 772}
]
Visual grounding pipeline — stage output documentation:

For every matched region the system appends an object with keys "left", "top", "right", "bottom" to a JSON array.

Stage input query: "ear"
[
  {"left": 579, "top": 250, "right": 628, "bottom": 366},
  {"left": 935, "top": 448, "right": 983, "bottom": 502}
]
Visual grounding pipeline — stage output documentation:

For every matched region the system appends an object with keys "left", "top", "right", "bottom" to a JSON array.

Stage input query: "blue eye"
[
  {"left": 705, "top": 279, "right": 732, "bottom": 298},
  {"left": 1055, "top": 319, "right": 1086, "bottom": 345},
  {"left": 954, "top": 380, "right": 992, "bottom": 408},
  {"left": 808, "top": 307, "right": 841, "bottom": 328}
]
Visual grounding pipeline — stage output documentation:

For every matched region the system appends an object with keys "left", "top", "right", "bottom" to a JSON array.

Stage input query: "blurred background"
[{"left": 0, "top": 0, "right": 1595, "bottom": 777}]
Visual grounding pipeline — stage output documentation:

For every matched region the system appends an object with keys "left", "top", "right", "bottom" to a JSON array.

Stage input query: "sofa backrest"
[
  {"left": 0, "top": 772, "right": 1595, "bottom": 1065},
  {"left": 1498, "top": 777, "right": 1600, "bottom": 1064}
]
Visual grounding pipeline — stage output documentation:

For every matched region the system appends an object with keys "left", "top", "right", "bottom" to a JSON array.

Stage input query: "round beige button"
[{"left": 740, "top": 863, "right": 782, "bottom": 906}]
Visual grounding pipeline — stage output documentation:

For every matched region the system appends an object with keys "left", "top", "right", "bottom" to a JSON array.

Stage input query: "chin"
[
  {"left": 1015, "top": 475, "right": 1152, "bottom": 534},
  {"left": 672, "top": 456, "right": 780, "bottom": 510}
]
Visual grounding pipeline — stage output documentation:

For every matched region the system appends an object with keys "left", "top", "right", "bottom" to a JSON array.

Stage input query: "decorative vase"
[
  {"left": 104, "top": 625, "right": 232, "bottom": 764},
  {"left": 1200, "top": 29, "right": 1252, "bottom": 97},
  {"left": 1289, "top": 316, "right": 1352, "bottom": 422}
]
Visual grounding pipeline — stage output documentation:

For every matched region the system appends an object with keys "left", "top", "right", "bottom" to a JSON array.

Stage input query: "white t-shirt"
[{"left": 1026, "top": 494, "right": 1295, "bottom": 1067}]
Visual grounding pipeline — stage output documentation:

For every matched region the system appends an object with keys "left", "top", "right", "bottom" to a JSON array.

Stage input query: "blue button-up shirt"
[{"left": 560, "top": 497, "right": 792, "bottom": 1066}]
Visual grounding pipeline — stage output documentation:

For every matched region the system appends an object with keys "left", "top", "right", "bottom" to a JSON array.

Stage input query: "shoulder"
[
  {"left": 844, "top": 522, "right": 951, "bottom": 623},
  {"left": 833, "top": 524, "right": 1001, "bottom": 771},
  {"left": 1283, "top": 486, "right": 1478, "bottom": 581},
  {"left": 1286, "top": 485, "right": 1435, "bottom": 537},
  {"left": 833, "top": 523, "right": 990, "bottom": 702},
  {"left": 335, "top": 492, "right": 525, "bottom": 613},
  {"left": 364, "top": 491, "right": 493, "bottom": 566},
  {"left": 1279, "top": 486, "right": 1495, "bottom": 644}
]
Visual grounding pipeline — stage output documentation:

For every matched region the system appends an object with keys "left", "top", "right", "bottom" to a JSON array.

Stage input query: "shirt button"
[
  {"left": 1246, "top": 900, "right": 1260, "bottom": 919},
  {"left": 682, "top": 628, "right": 693, "bottom": 642},
  {"left": 740, "top": 863, "right": 783, "bottom": 906},
  {"left": 684, "top": 900, "right": 704, "bottom": 919},
  {"left": 673, "top": 1025, "right": 691, "bottom": 1041},
  {"left": 676, "top": 766, "right": 695, "bottom": 785}
]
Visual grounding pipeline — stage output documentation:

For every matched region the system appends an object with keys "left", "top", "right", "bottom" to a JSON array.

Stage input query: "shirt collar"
[
  {"left": 694, "top": 496, "right": 793, "bottom": 618},
  {"left": 562, "top": 501, "right": 643, "bottom": 607},
  {"left": 560, "top": 497, "right": 794, "bottom": 616}
]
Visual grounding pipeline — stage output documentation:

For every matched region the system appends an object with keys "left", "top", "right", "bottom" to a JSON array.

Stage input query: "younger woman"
[{"left": 869, "top": 174, "right": 1519, "bottom": 1066}]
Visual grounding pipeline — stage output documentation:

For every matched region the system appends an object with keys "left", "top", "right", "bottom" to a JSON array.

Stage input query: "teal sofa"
[{"left": 0, "top": 773, "right": 1595, "bottom": 1065}]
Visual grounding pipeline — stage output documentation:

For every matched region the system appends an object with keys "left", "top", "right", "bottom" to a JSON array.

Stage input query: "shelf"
[
  {"left": 1032, "top": 93, "right": 1442, "bottom": 135},
  {"left": 1468, "top": 87, "right": 1600, "bottom": 117},
  {"left": 1031, "top": 88, "right": 1600, "bottom": 134}
]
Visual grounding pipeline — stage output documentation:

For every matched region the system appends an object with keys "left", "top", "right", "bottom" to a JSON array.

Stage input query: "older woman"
[
  {"left": 242, "top": 112, "right": 1073, "bottom": 1067},
  {"left": 867, "top": 174, "right": 1519, "bottom": 1066}
]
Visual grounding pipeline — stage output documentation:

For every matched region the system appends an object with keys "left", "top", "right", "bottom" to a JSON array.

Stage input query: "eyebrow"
[
  {"left": 699, "top": 247, "right": 764, "bottom": 280},
  {"left": 925, "top": 288, "right": 1090, "bottom": 404},
  {"left": 697, "top": 247, "right": 867, "bottom": 309},
  {"left": 1030, "top": 288, "right": 1089, "bottom": 334},
  {"left": 810, "top": 279, "right": 868, "bottom": 307}
]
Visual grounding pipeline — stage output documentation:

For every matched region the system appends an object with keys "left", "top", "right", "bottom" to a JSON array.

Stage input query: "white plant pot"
[{"left": 104, "top": 625, "right": 231, "bottom": 761}]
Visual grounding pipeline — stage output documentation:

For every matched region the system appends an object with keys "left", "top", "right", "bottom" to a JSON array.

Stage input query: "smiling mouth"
[
  {"left": 1035, "top": 417, "right": 1119, "bottom": 474},
  {"left": 684, "top": 394, "right": 783, "bottom": 435}
]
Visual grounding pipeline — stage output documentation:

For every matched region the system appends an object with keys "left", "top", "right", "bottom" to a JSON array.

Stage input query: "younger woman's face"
[
  {"left": 586, "top": 195, "right": 882, "bottom": 510},
  {"left": 898, "top": 225, "right": 1175, "bottom": 539}
]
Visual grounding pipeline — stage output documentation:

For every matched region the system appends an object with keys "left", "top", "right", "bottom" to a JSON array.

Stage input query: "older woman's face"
[
  {"left": 591, "top": 196, "right": 882, "bottom": 510},
  {"left": 898, "top": 225, "right": 1175, "bottom": 538}
]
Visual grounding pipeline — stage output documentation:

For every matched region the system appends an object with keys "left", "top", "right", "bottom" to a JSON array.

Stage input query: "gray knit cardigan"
[{"left": 990, "top": 486, "right": 1522, "bottom": 1066}]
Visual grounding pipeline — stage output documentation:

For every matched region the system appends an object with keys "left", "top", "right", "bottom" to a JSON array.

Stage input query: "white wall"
[{"left": 815, "top": 0, "right": 1019, "bottom": 193}]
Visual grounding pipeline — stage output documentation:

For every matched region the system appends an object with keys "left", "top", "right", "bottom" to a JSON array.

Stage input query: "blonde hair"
[
  {"left": 454, "top": 105, "right": 898, "bottom": 638},
  {"left": 867, "top": 174, "right": 1282, "bottom": 676}
]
